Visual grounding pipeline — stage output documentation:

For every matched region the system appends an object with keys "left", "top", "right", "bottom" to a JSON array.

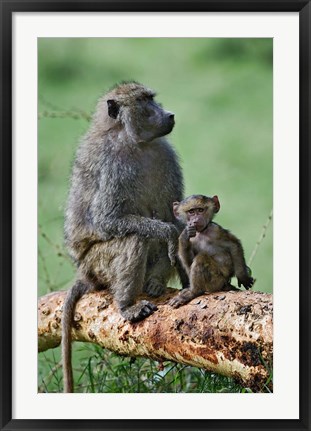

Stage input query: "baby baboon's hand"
[
  {"left": 186, "top": 222, "right": 197, "bottom": 238},
  {"left": 168, "top": 293, "right": 188, "bottom": 308},
  {"left": 168, "top": 288, "right": 197, "bottom": 308},
  {"left": 238, "top": 274, "right": 255, "bottom": 289},
  {"left": 237, "top": 267, "right": 255, "bottom": 289}
]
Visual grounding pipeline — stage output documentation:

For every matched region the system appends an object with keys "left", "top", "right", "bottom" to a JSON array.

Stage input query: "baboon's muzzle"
[{"left": 164, "top": 113, "right": 175, "bottom": 134}]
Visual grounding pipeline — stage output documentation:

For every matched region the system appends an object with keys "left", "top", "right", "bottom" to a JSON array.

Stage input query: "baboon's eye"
[
  {"left": 198, "top": 208, "right": 204, "bottom": 213},
  {"left": 137, "top": 95, "right": 153, "bottom": 103},
  {"left": 144, "top": 109, "right": 152, "bottom": 118}
]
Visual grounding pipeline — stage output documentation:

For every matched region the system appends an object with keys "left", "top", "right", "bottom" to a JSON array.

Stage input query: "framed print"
[{"left": 1, "top": 1, "right": 310, "bottom": 430}]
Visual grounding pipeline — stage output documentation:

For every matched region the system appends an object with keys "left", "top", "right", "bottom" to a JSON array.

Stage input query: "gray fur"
[{"left": 62, "top": 82, "right": 185, "bottom": 392}]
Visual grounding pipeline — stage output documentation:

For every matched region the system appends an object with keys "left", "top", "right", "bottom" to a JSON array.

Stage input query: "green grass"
[
  {"left": 38, "top": 38, "right": 273, "bottom": 393},
  {"left": 38, "top": 344, "right": 273, "bottom": 393},
  {"left": 39, "top": 345, "right": 243, "bottom": 394}
]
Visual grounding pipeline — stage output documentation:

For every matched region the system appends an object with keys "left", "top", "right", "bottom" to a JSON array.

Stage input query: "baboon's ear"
[
  {"left": 212, "top": 195, "right": 220, "bottom": 213},
  {"left": 107, "top": 99, "right": 120, "bottom": 119},
  {"left": 173, "top": 201, "right": 180, "bottom": 218}
]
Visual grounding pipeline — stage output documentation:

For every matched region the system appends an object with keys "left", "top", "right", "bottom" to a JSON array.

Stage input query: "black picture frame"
[{"left": 1, "top": 1, "right": 310, "bottom": 430}]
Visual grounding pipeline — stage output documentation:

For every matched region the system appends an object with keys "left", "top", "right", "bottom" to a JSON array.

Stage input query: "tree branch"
[{"left": 38, "top": 288, "right": 273, "bottom": 392}]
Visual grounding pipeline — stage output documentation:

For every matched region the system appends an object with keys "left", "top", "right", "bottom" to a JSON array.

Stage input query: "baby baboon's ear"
[
  {"left": 173, "top": 201, "right": 180, "bottom": 218},
  {"left": 212, "top": 195, "right": 220, "bottom": 213},
  {"left": 107, "top": 99, "right": 120, "bottom": 119}
]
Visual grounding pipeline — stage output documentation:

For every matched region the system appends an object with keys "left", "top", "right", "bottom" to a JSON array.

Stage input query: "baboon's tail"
[{"left": 62, "top": 280, "right": 89, "bottom": 393}]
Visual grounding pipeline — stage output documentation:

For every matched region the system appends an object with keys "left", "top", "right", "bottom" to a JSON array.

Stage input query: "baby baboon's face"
[{"left": 106, "top": 82, "right": 175, "bottom": 143}]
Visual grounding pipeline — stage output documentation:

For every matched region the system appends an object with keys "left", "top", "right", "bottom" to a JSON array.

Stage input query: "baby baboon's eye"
[{"left": 198, "top": 208, "right": 204, "bottom": 213}]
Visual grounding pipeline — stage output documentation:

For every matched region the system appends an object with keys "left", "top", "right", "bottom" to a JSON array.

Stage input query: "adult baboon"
[{"left": 62, "top": 81, "right": 186, "bottom": 392}]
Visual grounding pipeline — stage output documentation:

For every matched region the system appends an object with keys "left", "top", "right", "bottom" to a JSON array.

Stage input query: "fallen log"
[{"left": 38, "top": 288, "right": 273, "bottom": 392}]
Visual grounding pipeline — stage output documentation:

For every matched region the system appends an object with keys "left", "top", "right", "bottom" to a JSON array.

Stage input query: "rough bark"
[{"left": 38, "top": 288, "right": 273, "bottom": 392}]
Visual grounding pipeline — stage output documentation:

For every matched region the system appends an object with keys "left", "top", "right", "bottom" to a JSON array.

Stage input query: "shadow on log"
[{"left": 38, "top": 288, "right": 273, "bottom": 392}]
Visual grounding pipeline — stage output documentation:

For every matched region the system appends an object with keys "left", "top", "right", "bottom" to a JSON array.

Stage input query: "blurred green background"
[{"left": 38, "top": 38, "right": 273, "bottom": 393}]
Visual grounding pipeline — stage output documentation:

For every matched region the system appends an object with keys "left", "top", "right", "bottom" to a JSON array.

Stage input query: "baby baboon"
[
  {"left": 62, "top": 81, "right": 186, "bottom": 392},
  {"left": 169, "top": 194, "right": 254, "bottom": 308}
]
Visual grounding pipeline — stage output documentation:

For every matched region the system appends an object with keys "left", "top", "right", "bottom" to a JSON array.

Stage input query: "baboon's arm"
[
  {"left": 178, "top": 229, "right": 195, "bottom": 274},
  {"left": 90, "top": 167, "right": 178, "bottom": 241},
  {"left": 93, "top": 211, "right": 177, "bottom": 242}
]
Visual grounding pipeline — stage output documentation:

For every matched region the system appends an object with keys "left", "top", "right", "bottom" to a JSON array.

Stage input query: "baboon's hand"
[
  {"left": 237, "top": 275, "right": 255, "bottom": 289},
  {"left": 168, "top": 294, "right": 187, "bottom": 308},
  {"left": 168, "top": 288, "right": 197, "bottom": 308},
  {"left": 144, "top": 278, "right": 166, "bottom": 297},
  {"left": 168, "top": 240, "right": 177, "bottom": 266},
  {"left": 166, "top": 224, "right": 179, "bottom": 266},
  {"left": 120, "top": 300, "right": 158, "bottom": 322},
  {"left": 186, "top": 223, "right": 197, "bottom": 238},
  {"left": 179, "top": 227, "right": 189, "bottom": 243}
]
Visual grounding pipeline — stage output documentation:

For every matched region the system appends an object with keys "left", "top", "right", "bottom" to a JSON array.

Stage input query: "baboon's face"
[
  {"left": 173, "top": 195, "right": 220, "bottom": 229},
  {"left": 185, "top": 205, "right": 214, "bottom": 232},
  {"left": 125, "top": 94, "right": 175, "bottom": 142},
  {"left": 106, "top": 83, "right": 175, "bottom": 143}
]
